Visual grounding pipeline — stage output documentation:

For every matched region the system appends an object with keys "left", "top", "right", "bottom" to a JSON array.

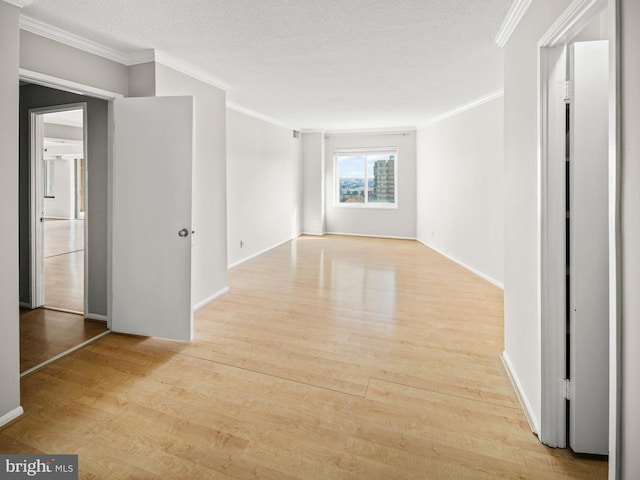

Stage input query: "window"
[
  {"left": 335, "top": 149, "right": 397, "bottom": 207},
  {"left": 44, "top": 158, "right": 55, "bottom": 198}
]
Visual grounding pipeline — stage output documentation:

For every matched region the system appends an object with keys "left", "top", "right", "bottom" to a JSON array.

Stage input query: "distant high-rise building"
[{"left": 372, "top": 158, "right": 395, "bottom": 202}]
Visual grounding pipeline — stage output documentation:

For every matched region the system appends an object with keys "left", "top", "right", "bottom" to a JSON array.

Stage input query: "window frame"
[{"left": 333, "top": 147, "right": 398, "bottom": 209}]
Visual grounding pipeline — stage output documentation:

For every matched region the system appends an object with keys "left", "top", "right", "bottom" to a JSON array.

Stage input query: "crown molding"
[
  {"left": 419, "top": 89, "right": 504, "bottom": 128},
  {"left": 538, "top": 0, "right": 606, "bottom": 48},
  {"left": 20, "top": 15, "right": 132, "bottom": 64},
  {"left": 226, "top": 102, "right": 298, "bottom": 130},
  {"left": 4, "top": 0, "right": 34, "bottom": 7},
  {"left": 153, "top": 50, "right": 230, "bottom": 91},
  {"left": 495, "top": 0, "right": 533, "bottom": 47},
  {"left": 19, "top": 16, "right": 232, "bottom": 91},
  {"left": 127, "top": 49, "right": 155, "bottom": 65}
]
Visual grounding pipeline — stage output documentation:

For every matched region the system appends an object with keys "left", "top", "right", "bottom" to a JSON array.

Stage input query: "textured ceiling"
[{"left": 21, "top": 0, "right": 511, "bottom": 130}]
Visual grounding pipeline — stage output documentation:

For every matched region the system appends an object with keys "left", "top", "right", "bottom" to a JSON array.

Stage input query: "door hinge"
[
  {"left": 561, "top": 378, "right": 572, "bottom": 400},
  {"left": 563, "top": 80, "right": 573, "bottom": 103}
]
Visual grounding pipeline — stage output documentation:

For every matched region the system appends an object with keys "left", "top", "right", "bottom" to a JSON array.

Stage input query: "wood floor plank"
[{"left": 1, "top": 235, "right": 606, "bottom": 479}]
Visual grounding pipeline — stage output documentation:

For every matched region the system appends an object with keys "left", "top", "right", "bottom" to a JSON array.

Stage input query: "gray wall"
[
  {"left": 155, "top": 63, "right": 228, "bottom": 306},
  {"left": 128, "top": 62, "right": 156, "bottom": 97},
  {"left": 0, "top": 0, "right": 22, "bottom": 423},
  {"left": 416, "top": 97, "right": 504, "bottom": 287},
  {"left": 324, "top": 132, "right": 417, "bottom": 238},
  {"left": 20, "top": 30, "right": 128, "bottom": 96},
  {"left": 503, "top": 0, "right": 573, "bottom": 428},
  {"left": 620, "top": 1, "right": 640, "bottom": 476},
  {"left": 226, "top": 109, "right": 303, "bottom": 266},
  {"left": 19, "top": 84, "right": 109, "bottom": 316}
]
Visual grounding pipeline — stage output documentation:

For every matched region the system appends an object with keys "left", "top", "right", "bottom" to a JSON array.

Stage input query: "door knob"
[{"left": 178, "top": 228, "right": 189, "bottom": 237}]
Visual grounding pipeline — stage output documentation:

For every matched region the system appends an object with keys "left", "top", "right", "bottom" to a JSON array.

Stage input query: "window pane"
[
  {"left": 338, "top": 155, "right": 365, "bottom": 203},
  {"left": 44, "top": 159, "right": 55, "bottom": 198},
  {"left": 368, "top": 153, "right": 395, "bottom": 203}
]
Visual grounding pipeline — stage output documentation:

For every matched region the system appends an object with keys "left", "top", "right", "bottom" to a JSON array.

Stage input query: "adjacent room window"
[
  {"left": 335, "top": 149, "right": 397, "bottom": 207},
  {"left": 43, "top": 158, "right": 55, "bottom": 198}
]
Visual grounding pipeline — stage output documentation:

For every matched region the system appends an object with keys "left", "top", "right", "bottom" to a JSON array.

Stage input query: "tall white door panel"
[
  {"left": 569, "top": 40, "right": 609, "bottom": 455},
  {"left": 112, "top": 96, "right": 194, "bottom": 341}
]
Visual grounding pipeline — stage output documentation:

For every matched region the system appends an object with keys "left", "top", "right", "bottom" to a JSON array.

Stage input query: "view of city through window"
[{"left": 337, "top": 151, "right": 396, "bottom": 205}]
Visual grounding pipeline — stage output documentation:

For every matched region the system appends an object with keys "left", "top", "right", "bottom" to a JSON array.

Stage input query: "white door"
[
  {"left": 569, "top": 40, "right": 609, "bottom": 455},
  {"left": 112, "top": 96, "right": 194, "bottom": 341}
]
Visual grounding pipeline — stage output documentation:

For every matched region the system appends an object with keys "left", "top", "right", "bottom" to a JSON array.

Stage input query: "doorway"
[
  {"left": 18, "top": 82, "right": 110, "bottom": 375},
  {"left": 36, "top": 107, "right": 86, "bottom": 314}
]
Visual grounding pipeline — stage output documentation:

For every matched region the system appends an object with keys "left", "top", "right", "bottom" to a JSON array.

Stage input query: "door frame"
[
  {"left": 29, "top": 102, "right": 88, "bottom": 313},
  {"left": 537, "top": 0, "right": 620, "bottom": 472},
  {"left": 20, "top": 68, "right": 123, "bottom": 328}
]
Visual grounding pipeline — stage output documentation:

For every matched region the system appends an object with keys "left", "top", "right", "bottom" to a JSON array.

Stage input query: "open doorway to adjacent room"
[{"left": 19, "top": 84, "right": 109, "bottom": 376}]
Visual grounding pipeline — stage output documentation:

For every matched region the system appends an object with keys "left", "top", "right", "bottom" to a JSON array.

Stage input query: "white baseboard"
[
  {"left": 416, "top": 239, "right": 504, "bottom": 289},
  {"left": 501, "top": 351, "right": 539, "bottom": 434},
  {"left": 193, "top": 287, "right": 230, "bottom": 311},
  {"left": 85, "top": 313, "right": 107, "bottom": 322},
  {"left": 0, "top": 406, "right": 24, "bottom": 428},
  {"left": 325, "top": 231, "right": 417, "bottom": 241},
  {"left": 228, "top": 236, "right": 296, "bottom": 270},
  {"left": 300, "top": 231, "right": 325, "bottom": 236}
]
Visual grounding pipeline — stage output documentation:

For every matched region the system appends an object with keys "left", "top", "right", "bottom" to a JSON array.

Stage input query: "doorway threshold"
[
  {"left": 42, "top": 305, "right": 84, "bottom": 316},
  {"left": 20, "top": 330, "right": 110, "bottom": 378}
]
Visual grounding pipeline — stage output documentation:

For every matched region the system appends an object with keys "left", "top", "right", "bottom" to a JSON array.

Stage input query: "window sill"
[{"left": 334, "top": 203, "right": 398, "bottom": 210}]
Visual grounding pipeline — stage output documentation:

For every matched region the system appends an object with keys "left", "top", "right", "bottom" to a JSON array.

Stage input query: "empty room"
[{"left": 0, "top": 0, "right": 638, "bottom": 479}]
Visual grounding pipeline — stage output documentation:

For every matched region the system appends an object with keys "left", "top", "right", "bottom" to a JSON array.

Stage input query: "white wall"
[
  {"left": 302, "top": 132, "right": 325, "bottom": 235},
  {"left": 226, "top": 108, "right": 303, "bottom": 266},
  {"left": 620, "top": 1, "right": 640, "bottom": 476},
  {"left": 155, "top": 63, "right": 228, "bottom": 307},
  {"left": 43, "top": 157, "right": 74, "bottom": 218},
  {"left": 324, "top": 132, "right": 417, "bottom": 238},
  {"left": 503, "top": 0, "right": 573, "bottom": 431},
  {"left": 0, "top": 0, "right": 22, "bottom": 426},
  {"left": 416, "top": 97, "right": 504, "bottom": 287}
]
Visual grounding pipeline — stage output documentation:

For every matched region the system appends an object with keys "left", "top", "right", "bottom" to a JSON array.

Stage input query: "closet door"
[
  {"left": 569, "top": 40, "right": 609, "bottom": 455},
  {"left": 112, "top": 96, "right": 194, "bottom": 341}
]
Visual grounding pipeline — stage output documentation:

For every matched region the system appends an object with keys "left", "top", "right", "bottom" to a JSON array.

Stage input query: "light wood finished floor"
[
  {"left": 1, "top": 236, "right": 606, "bottom": 479},
  {"left": 44, "top": 219, "right": 84, "bottom": 312},
  {"left": 20, "top": 308, "right": 108, "bottom": 373}
]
